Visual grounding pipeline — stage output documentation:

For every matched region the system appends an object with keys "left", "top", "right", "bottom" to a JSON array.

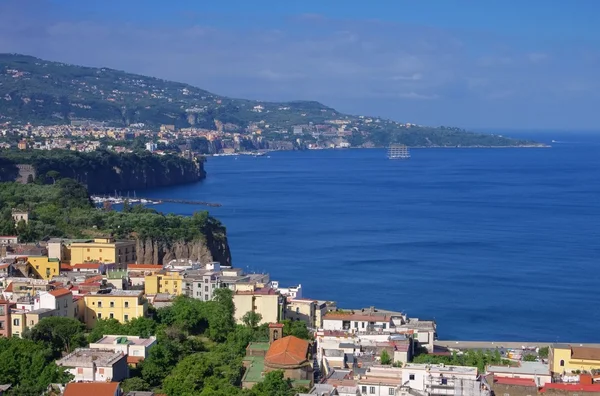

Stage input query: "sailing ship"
[{"left": 387, "top": 144, "right": 411, "bottom": 159}]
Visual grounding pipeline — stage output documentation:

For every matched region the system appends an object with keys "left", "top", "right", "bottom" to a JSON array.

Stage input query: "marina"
[{"left": 91, "top": 195, "right": 222, "bottom": 207}]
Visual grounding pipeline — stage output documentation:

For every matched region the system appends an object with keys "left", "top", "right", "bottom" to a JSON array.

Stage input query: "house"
[
  {"left": 64, "top": 382, "right": 122, "bottom": 396},
  {"left": 71, "top": 262, "right": 116, "bottom": 274},
  {"left": 11, "top": 209, "right": 29, "bottom": 224},
  {"left": 126, "top": 264, "right": 163, "bottom": 287},
  {"left": 65, "top": 238, "right": 137, "bottom": 269},
  {"left": 144, "top": 270, "right": 184, "bottom": 296},
  {"left": 56, "top": 348, "right": 129, "bottom": 382},
  {"left": 486, "top": 361, "right": 551, "bottom": 386},
  {"left": 285, "top": 298, "right": 317, "bottom": 328},
  {"left": 24, "top": 308, "right": 56, "bottom": 328},
  {"left": 0, "top": 236, "right": 17, "bottom": 245},
  {"left": 89, "top": 335, "right": 157, "bottom": 366},
  {"left": 0, "top": 299, "right": 14, "bottom": 337},
  {"left": 242, "top": 323, "right": 313, "bottom": 389},
  {"left": 400, "top": 363, "right": 491, "bottom": 396},
  {"left": 550, "top": 344, "right": 600, "bottom": 376},
  {"left": 356, "top": 365, "right": 403, "bottom": 396},
  {"left": 83, "top": 289, "right": 147, "bottom": 328},
  {"left": 233, "top": 287, "right": 282, "bottom": 325},
  {"left": 35, "top": 288, "right": 74, "bottom": 318},
  {"left": 26, "top": 256, "right": 61, "bottom": 280},
  {"left": 486, "top": 376, "right": 539, "bottom": 396}
]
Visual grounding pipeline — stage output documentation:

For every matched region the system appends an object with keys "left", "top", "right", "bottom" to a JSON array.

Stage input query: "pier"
[
  {"left": 91, "top": 195, "right": 222, "bottom": 208},
  {"left": 153, "top": 198, "right": 222, "bottom": 207}
]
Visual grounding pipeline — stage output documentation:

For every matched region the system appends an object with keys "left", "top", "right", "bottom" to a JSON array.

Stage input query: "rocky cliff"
[{"left": 135, "top": 236, "right": 231, "bottom": 266}]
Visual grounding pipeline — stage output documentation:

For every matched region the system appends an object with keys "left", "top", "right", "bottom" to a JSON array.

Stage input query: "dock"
[
  {"left": 91, "top": 195, "right": 222, "bottom": 208},
  {"left": 153, "top": 198, "right": 222, "bottom": 207}
]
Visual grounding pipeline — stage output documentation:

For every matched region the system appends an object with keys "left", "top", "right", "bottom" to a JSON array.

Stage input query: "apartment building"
[
  {"left": 233, "top": 287, "right": 282, "bottom": 325},
  {"left": 56, "top": 348, "right": 129, "bottom": 382},
  {"left": 83, "top": 289, "right": 147, "bottom": 328},
  {"left": 89, "top": 335, "right": 157, "bottom": 365}
]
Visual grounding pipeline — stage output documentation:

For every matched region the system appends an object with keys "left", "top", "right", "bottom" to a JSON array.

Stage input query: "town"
[{"left": 1, "top": 233, "right": 599, "bottom": 396}]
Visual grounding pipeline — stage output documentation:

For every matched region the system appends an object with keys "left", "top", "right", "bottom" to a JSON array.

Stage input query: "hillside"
[{"left": 0, "top": 53, "right": 541, "bottom": 147}]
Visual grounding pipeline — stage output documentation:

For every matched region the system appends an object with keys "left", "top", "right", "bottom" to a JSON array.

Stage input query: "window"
[
  {"left": 165, "top": 281, "right": 169, "bottom": 285},
  {"left": 110, "top": 301, "right": 114, "bottom": 308},
  {"left": 441, "top": 378, "right": 448, "bottom": 385},
  {"left": 97, "top": 301, "right": 102, "bottom": 307},
  {"left": 124, "top": 301, "right": 129, "bottom": 308},
  {"left": 389, "top": 388, "right": 395, "bottom": 395},
  {"left": 99, "top": 257, "right": 102, "bottom": 261},
  {"left": 205, "top": 294, "right": 209, "bottom": 301},
  {"left": 109, "top": 313, "right": 114, "bottom": 319},
  {"left": 99, "top": 248, "right": 102, "bottom": 252},
  {"left": 197, "top": 283, "right": 202, "bottom": 287},
  {"left": 77, "top": 368, "right": 83, "bottom": 374},
  {"left": 124, "top": 315, "right": 129, "bottom": 322},
  {"left": 560, "top": 359, "right": 565, "bottom": 367},
  {"left": 205, "top": 286, "right": 209, "bottom": 292},
  {"left": 36, "top": 265, "right": 39, "bottom": 269},
  {"left": 13, "top": 318, "right": 19, "bottom": 326},
  {"left": 87, "top": 248, "right": 90, "bottom": 252},
  {"left": 361, "top": 322, "right": 365, "bottom": 328},
  {"left": 370, "top": 386, "right": 375, "bottom": 394},
  {"left": 0, "top": 321, "right": 4, "bottom": 330},
  {"left": 97, "top": 313, "right": 102, "bottom": 319},
  {"left": 409, "top": 374, "right": 415, "bottom": 380},
  {"left": 383, "top": 323, "right": 386, "bottom": 329},
  {"left": 296, "top": 307, "right": 300, "bottom": 314},
  {"left": 196, "top": 292, "right": 200, "bottom": 296},
  {"left": 64, "top": 300, "right": 68, "bottom": 308},
  {"left": 204, "top": 279, "right": 208, "bottom": 283},
  {"left": 361, "top": 386, "right": 367, "bottom": 394}
]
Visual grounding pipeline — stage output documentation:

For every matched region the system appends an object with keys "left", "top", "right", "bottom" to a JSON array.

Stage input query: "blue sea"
[{"left": 140, "top": 132, "right": 600, "bottom": 342}]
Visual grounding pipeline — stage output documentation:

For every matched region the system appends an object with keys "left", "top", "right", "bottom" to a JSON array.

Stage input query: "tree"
[
  {"left": 87, "top": 318, "right": 127, "bottom": 343},
  {"left": 242, "top": 311, "right": 262, "bottom": 329},
  {"left": 162, "top": 353, "right": 216, "bottom": 396},
  {"left": 248, "top": 370, "right": 293, "bottom": 396},
  {"left": 26, "top": 317, "right": 86, "bottom": 356},
  {"left": 281, "top": 319, "right": 311, "bottom": 340},
  {"left": 538, "top": 346, "right": 549, "bottom": 359},
  {"left": 380, "top": 349, "right": 392, "bottom": 365},
  {"left": 121, "top": 377, "right": 151, "bottom": 393},
  {"left": 127, "top": 316, "right": 157, "bottom": 338},
  {"left": 46, "top": 170, "right": 60, "bottom": 184},
  {"left": 523, "top": 354, "right": 537, "bottom": 362}
]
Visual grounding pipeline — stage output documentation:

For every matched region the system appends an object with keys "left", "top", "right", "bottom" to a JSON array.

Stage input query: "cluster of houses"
[{"left": 1, "top": 235, "right": 600, "bottom": 396}]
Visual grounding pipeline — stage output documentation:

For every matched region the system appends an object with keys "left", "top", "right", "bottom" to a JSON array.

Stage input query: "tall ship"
[{"left": 387, "top": 144, "right": 411, "bottom": 159}]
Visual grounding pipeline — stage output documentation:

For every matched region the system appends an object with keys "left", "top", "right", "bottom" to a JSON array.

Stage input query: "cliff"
[
  {"left": 135, "top": 236, "right": 231, "bottom": 266},
  {"left": 0, "top": 149, "right": 205, "bottom": 193}
]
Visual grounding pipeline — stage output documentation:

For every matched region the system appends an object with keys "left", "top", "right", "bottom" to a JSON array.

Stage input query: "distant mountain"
[{"left": 0, "top": 53, "right": 542, "bottom": 147}]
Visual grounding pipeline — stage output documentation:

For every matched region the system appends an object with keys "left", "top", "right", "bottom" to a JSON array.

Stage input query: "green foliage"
[
  {"left": 281, "top": 319, "right": 312, "bottom": 340},
  {"left": 242, "top": 311, "right": 263, "bottom": 328},
  {"left": 26, "top": 317, "right": 87, "bottom": 356},
  {"left": 0, "top": 337, "right": 72, "bottom": 395},
  {"left": 538, "top": 346, "right": 549, "bottom": 359},
  {"left": 87, "top": 317, "right": 157, "bottom": 343},
  {"left": 380, "top": 349, "right": 392, "bottom": 365},
  {"left": 246, "top": 370, "right": 294, "bottom": 396},
  {"left": 0, "top": 180, "right": 227, "bottom": 246},
  {"left": 523, "top": 354, "right": 537, "bottom": 362},
  {"left": 412, "top": 349, "right": 510, "bottom": 373},
  {"left": 121, "top": 377, "right": 151, "bottom": 393}
]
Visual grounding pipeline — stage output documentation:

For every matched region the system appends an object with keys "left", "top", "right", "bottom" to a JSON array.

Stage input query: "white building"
[
  {"left": 486, "top": 361, "right": 551, "bottom": 387},
  {"left": 271, "top": 281, "right": 302, "bottom": 299},
  {"left": 35, "top": 288, "right": 74, "bottom": 318},
  {"left": 400, "top": 363, "right": 490, "bottom": 396},
  {"left": 145, "top": 142, "right": 157, "bottom": 152},
  {"left": 89, "top": 335, "right": 157, "bottom": 365},
  {"left": 56, "top": 348, "right": 129, "bottom": 382}
]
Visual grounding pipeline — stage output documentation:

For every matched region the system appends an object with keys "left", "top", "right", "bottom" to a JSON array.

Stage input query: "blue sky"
[{"left": 1, "top": 0, "right": 599, "bottom": 130}]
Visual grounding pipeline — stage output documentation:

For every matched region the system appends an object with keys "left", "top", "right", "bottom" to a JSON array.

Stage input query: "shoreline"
[{"left": 436, "top": 340, "right": 600, "bottom": 350}]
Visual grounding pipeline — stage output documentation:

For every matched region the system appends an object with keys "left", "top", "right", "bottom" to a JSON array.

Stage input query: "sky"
[{"left": 0, "top": 0, "right": 599, "bottom": 130}]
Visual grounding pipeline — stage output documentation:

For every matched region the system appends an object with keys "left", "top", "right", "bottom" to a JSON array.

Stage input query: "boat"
[{"left": 387, "top": 144, "right": 410, "bottom": 159}]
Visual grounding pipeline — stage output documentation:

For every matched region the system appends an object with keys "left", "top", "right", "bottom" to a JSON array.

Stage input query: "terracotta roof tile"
[
  {"left": 494, "top": 377, "right": 537, "bottom": 387},
  {"left": 571, "top": 346, "right": 600, "bottom": 361},
  {"left": 63, "top": 382, "right": 120, "bottom": 396},
  {"left": 265, "top": 336, "right": 309, "bottom": 367},
  {"left": 540, "top": 383, "right": 600, "bottom": 393},
  {"left": 4, "top": 283, "right": 13, "bottom": 292},
  {"left": 127, "top": 355, "right": 144, "bottom": 364},
  {"left": 49, "top": 288, "right": 72, "bottom": 298}
]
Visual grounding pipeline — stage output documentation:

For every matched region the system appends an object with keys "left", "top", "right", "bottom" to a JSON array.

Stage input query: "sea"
[{"left": 139, "top": 132, "right": 600, "bottom": 342}]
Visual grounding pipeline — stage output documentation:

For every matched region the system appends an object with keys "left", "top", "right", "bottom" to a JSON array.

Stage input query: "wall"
[
  {"left": 286, "top": 301, "right": 314, "bottom": 327},
  {"left": 84, "top": 295, "right": 146, "bottom": 328},
  {"left": 10, "top": 311, "right": 25, "bottom": 337},
  {"left": 233, "top": 293, "right": 279, "bottom": 325},
  {"left": 0, "top": 301, "right": 11, "bottom": 337},
  {"left": 27, "top": 257, "right": 60, "bottom": 280}
]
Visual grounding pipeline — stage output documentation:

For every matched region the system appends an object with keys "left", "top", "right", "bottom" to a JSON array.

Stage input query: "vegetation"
[
  {"left": 3, "top": 292, "right": 311, "bottom": 395},
  {"left": 0, "top": 54, "right": 539, "bottom": 147},
  {"left": 0, "top": 149, "right": 204, "bottom": 194},
  {"left": 523, "top": 354, "right": 537, "bottom": 362},
  {"left": 0, "top": 180, "right": 227, "bottom": 251},
  {"left": 412, "top": 349, "right": 510, "bottom": 372},
  {"left": 538, "top": 346, "right": 549, "bottom": 359},
  {"left": 380, "top": 349, "right": 392, "bottom": 365}
]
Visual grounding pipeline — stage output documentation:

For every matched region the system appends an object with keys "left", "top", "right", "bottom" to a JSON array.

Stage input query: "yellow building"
[
  {"left": 83, "top": 290, "right": 147, "bottom": 329},
  {"left": 27, "top": 256, "right": 60, "bottom": 280},
  {"left": 69, "top": 238, "right": 136, "bottom": 269},
  {"left": 144, "top": 270, "right": 184, "bottom": 296},
  {"left": 550, "top": 344, "right": 600, "bottom": 375},
  {"left": 233, "top": 287, "right": 281, "bottom": 325},
  {"left": 9, "top": 310, "right": 26, "bottom": 338}
]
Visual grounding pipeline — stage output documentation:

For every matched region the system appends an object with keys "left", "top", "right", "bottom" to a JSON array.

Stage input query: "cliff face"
[{"left": 135, "top": 236, "right": 231, "bottom": 266}]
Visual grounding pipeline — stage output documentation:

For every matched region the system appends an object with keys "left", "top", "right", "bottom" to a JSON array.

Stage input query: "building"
[
  {"left": 89, "top": 335, "right": 157, "bottom": 365},
  {"left": 145, "top": 142, "right": 157, "bottom": 152},
  {"left": 36, "top": 288, "right": 74, "bottom": 318},
  {"left": 551, "top": 344, "right": 600, "bottom": 376},
  {"left": 486, "top": 376, "right": 539, "bottom": 396},
  {"left": 242, "top": 323, "right": 313, "bottom": 389},
  {"left": 11, "top": 209, "right": 29, "bottom": 224},
  {"left": 0, "top": 299, "right": 14, "bottom": 337},
  {"left": 56, "top": 348, "right": 129, "bottom": 382},
  {"left": 26, "top": 256, "right": 60, "bottom": 280},
  {"left": 144, "top": 270, "right": 184, "bottom": 296},
  {"left": 286, "top": 298, "right": 317, "bottom": 328},
  {"left": 356, "top": 365, "right": 403, "bottom": 396},
  {"left": 486, "top": 361, "right": 551, "bottom": 387},
  {"left": 83, "top": 289, "right": 147, "bottom": 328},
  {"left": 72, "top": 262, "right": 116, "bottom": 274},
  {"left": 539, "top": 383, "right": 600, "bottom": 395},
  {"left": 0, "top": 236, "right": 18, "bottom": 245},
  {"left": 398, "top": 363, "right": 491, "bottom": 396},
  {"left": 64, "top": 382, "right": 123, "bottom": 396},
  {"left": 272, "top": 281, "right": 303, "bottom": 299},
  {"left": 24, "top": 308, "right": 56, "bottom": 328},
  {"left": 233, "top": 287, "right": 282, "bottom": 325},
  {"left": 67, "top": 238, "right": 137, "bottom": 269}
]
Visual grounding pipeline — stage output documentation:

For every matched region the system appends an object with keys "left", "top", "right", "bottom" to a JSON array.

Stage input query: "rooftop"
[
  {"left": 487, "top": 361, "right": 550, "bottom": 376},
  {"left": 48, "top": 288, "right": 72, "bottom": 298},
  {"left": 571, "top": 346, "right": 600, "bottom": 361},
  {"left": 540, "top": 383, "right": 600, "bottom": 393},
  {"left": 235, "top": 287, "right": 278, "bottom": 296},
  {"left": 265, "top": 336, "right": 310, "bottom": 367},
  {"left": 404, "top": 363, "right": 478, "bottom": 376},
  {"left": 92, "top": 335, "right": 157, "bottom": 347},
  {"left": 56, "top": 348, "right": 125, "bottom": 368},
  {"left": 242, "top": 356, "right": 265, "bottom": 383},
  {"left": 247, "top": 342, "right": 270, "bottom": 352},
  {"left": 87, "top": 289, "right": 143, "bottom": 297},
  {"left": 63, "top": 382, "right": 121, "bottom": 396},
  {"left": 493, "top": 377, "right": 537, "bottom": 387}
]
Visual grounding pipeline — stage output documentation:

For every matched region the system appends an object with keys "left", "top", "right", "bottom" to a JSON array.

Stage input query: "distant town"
[{"left": 1, "top": 234, "right": 599, "bottom": 395}]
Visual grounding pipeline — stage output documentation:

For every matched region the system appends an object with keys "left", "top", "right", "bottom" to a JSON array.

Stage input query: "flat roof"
[
  {"left": 247, "top": 342, "right": 270, "bottom": 351},
  {"left": 92, "top": 335, "right": 156, "bottom": 347},
  {"left": 242, "top": 356, "right": 265, "bottom": 383},
  {"left": 57, "top": 348, "right": 125, "bottom": 368},
  {"left": 487, "top": 361, "right": 550, "bottom": 376},
  {"left": 404, "top": 363, "right": 478, "bottom": 375},
  {"left": 86, "top": 289, "right": 143, "bottom": 297}
]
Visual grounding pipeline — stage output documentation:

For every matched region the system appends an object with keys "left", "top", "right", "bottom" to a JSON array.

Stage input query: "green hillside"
[{"left": 0, "top": 53, "right": 541, "bottom": 147}]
